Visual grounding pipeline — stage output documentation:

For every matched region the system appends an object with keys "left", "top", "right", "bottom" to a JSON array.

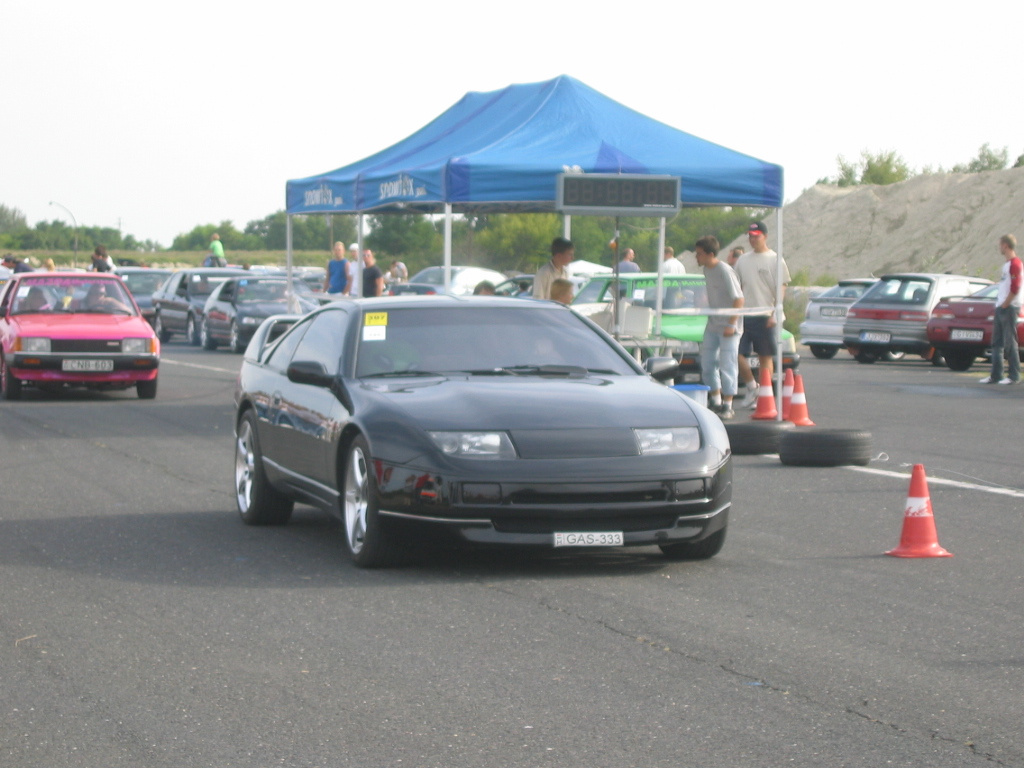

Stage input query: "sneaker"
[
  {"left": 741, "top": 386, "right": 759, "bottom": 409},
  {"left": 998, "top": 377, "right": 1016, "bottom": 385},
  {"left": 979, "top": 376, "right": 995, "bottom": 384},
  {"left": 718, "top": 407, "right": 735, "bottom": 420}
]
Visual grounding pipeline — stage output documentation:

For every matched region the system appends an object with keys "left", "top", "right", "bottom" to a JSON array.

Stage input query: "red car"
[
  {"left": 0, "top": 272, "right": 160, "bottom": 400},
  {"left": 926, "top": 283, "right": 1024, "bottom": 371}
]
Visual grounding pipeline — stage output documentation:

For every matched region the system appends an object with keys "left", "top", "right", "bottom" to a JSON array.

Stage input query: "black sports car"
[
  {"left": 233, "top": 296, "right": 732, "bottom": 567},
  {"left": 201, "top": 275, "right": 320, "bottom": 353}
]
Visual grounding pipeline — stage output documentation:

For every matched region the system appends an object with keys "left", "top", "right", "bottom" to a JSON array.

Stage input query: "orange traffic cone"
[
  {"left": 781, "top": 368, "right": 794, "bottom": 420},
  {"left": 787, "top": 373, "right": 815, "bottom": 426},
  {"left": 751, "top": 366, "right": 778, "bottom": 420},
  {"left": 885, "top": 464, "right": 953, "bottom": 558}
]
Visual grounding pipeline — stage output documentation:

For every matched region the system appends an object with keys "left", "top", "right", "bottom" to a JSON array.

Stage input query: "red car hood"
[{"left": 8, "top": 313, "right": 155, "bottom": 339}]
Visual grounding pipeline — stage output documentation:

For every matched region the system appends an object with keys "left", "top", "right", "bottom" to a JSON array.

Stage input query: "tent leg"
[{"left": 444, "top": 203, "right": 453, "bottom": 294}]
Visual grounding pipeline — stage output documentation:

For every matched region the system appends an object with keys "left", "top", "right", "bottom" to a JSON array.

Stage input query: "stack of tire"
[{"left": 725, "top": 421, "right": 873, "bottom": 467}]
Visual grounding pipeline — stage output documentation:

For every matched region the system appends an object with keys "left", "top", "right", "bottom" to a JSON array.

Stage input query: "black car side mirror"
[
  {"left": 287, "top": 360, "right": 332, "bottom": 388},
  {"left": 645, "top": 356, "right": 679, "bottom": 381}
]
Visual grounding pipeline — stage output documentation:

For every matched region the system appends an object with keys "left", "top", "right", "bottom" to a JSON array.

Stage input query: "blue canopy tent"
[{"left": 286, "top": 74, "right": 782, "bottom": 217}]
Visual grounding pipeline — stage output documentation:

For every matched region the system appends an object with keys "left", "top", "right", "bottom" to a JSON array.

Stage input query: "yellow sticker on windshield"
[{"left": 364, "top": 312, "right": 388, "bottom": 326}]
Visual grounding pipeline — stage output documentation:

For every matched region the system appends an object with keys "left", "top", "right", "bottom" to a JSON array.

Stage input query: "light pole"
[{"left": 49, "top": 201, "right": 79, "bottom": 264}]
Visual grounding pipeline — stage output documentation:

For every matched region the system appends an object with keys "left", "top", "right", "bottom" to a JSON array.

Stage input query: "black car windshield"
[
  {"left": 355, "top": 306, "right": 638, "bottom": 378},
  {"left": 121, "top": 271, "right": 172, "bottom": 295},
  {"left": 237, "top": 279, "right": 310, "bottom": 303},
  {"left": 859, "top": 277, "right": 932, "bottom": 304},
  {"left": 12, "top": 276, "right": 137, "bottom": 316}
]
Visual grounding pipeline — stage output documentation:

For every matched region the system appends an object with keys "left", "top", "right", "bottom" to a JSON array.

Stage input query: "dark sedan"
[
  {"left": 233, "top": 296, "right": 732, "bottom": 567},
  {"left": 201, "top": 275, "right": 320, "bottom": 353},
  {"left": 118, "top": 267, "right": 174, "bottom": 326},
  {"left": 151, "top": 267, "right": 248, "bottom": 345}
]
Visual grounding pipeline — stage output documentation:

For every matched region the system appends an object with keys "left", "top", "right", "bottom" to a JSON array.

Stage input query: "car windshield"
[
  {"left": 121, "top": 271, "right": 171, "bottom": 295},
  {"left": 190, "top": 274, "right": 234, "bottom": 297},
  {"left": 237, "top": 280, "right": 311, "bottom": 303},
  {"left": 859, "top": 277, "right": 932, "bottom": 304},
  {"left": 12, "top": 276, "right": 137, "bottom": 316},
  {"left": 573, "top": 277, "right": 708, "bottom": 309},
  {"left": 355, "top": 306, "right": 638, "bottom": 378}
]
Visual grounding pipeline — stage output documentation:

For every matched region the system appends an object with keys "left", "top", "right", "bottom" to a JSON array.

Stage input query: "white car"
[{"left": 395, "top": 266, "right": 508, "bottom": 296}]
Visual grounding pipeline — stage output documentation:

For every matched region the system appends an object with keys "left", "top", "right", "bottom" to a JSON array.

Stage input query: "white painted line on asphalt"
[
  {"left": 845, "top": 464, "right": 1024, "bottom": 499},
  {"left": 161, "top": 358, "right": 238, "bottom": 374}
]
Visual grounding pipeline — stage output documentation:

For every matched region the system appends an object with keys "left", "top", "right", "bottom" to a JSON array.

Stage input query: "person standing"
[
  {"left": 361, "top": 250, "right": 384, "bottom": 297},
  {"left": 734, "top": 221, "right": 791, "bottom": 408},
  {"left": 206, "top": 233, "right": 226, "bottom": 267},
  {"left": 695, "top": 236, "right": 744, "bottom": 418},
  {"left": 90, "top": 245, "right": 114, "bottom": 272},
  {"left": 662, "top": 246, "right": 686, "bottom": 274},
  {"left": 727, "top": 246, "right": 744, "bottom": 268},
  {"left": 388, "top": 258, "right": 408, "bottom": 285},
  {"left": 533, "top": 237, "right": 575, "bottom": 299},
  {"left": 324, "top": 241, "right": 349, "bottom": 296},
  {"left": 617, "top": 248, "right": 641, "bottom": 273},
  {"left": 980, "top": 234, "right": 1023, "bottom": 384}
]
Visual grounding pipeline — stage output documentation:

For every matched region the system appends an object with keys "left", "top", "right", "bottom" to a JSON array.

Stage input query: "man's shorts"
[{"left": 739, "top": 315, "right": 777, "bottom": 357}]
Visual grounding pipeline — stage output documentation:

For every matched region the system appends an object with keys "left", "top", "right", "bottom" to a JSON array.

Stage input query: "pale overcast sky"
[{"left": 4, "top": 1, "right": 1021, "bottom": 247}]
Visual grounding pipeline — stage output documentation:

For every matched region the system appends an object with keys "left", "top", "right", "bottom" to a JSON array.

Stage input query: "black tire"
[
  {"left": 854, "top": 350, "right": 878, "bottom": 364},
  {"left": 884, "top": 350, "right": 906, "bottom": 362},
  {"left": 778, "top": 428, "right": 873, "bottom": 467},
  {"left": 229, "top": 321, "right": 245, "bottom": 354},
  {"left": 929, "top": 349, "right": 945, "bottom": 366},
  {"left": 944, "top": 350, "right": 976, "bottom": 372},
  {"left": 153, "top": 312, "right": 172, "bottom": 343},
  {"left": 234, "top": 412, "right": 294, "bottom": 525},
  {"left": 724, "top": 420, "right": 795, "bottom": 455},
  {"left": 136, "top": 377, "right": 158, "bottom": 399},
  {"left": 186, "top": 314, "right": 201, "bottom": 346},
  {"left": 809, "top": 345, "right": 838, "bottom": 360},
  {"left": 343, "top": 435, "right": 403, "bottom": 567},
  {"left": 1, "top": 355, "right": 22, "bottom": 400},
  {"left": 201, "top": 319, "right": 218, "bottom": 350},
  {"left": 660, "top": 527, "right": 726, "bottom": 560}
]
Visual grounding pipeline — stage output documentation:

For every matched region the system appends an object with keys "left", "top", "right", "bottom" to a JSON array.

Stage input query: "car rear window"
[{"left": 859, "top": 277, "right": 932, "bottom": 304}]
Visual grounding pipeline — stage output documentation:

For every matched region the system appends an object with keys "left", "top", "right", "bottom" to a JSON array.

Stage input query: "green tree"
[
  {"left": 170, "top": 221, "right": 261, "bottom": 251},
  {"left": 0, "top": 204, "right": 28, "bottom": 234},
  {"left": 475, "top": 213, "right": 562, "bottom": 273},
  {"left": 952, "top": 143, "right": 1009, "bottom": 173},
  {"left": 824, "top": 151, "right": 912, "bottom": 186},
  {"left": 366, "top": 213, "right": 441, "bottom": 270},
  {"left": 243, "top": 211, "right": 350, "bottom": 251}
]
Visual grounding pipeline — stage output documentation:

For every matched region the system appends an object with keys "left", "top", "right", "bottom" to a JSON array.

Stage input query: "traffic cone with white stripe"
[
  {"left": 787, "top": 373, "right": 815, "bottom": 426},
  {"left": 750, "top": 366, "right": 778, "bottom": 420},
  {"left": 781, "top": 368, "right": 794, "bottom": 420},
  {"left": 885, "top": 464, "right": 952, "bottom": 558}
]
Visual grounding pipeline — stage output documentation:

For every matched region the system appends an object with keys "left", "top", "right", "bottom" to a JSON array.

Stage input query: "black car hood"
[{"left": 358, "top": 374, "right": 698, "bottom": 432}]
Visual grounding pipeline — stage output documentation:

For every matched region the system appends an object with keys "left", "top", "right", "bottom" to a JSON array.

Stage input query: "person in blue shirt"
[{"left": 323, "top": 241, "right": 349, "bottom": 296}]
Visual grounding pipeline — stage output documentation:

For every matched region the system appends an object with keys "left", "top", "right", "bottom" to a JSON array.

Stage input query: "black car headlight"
[{"left": 428, "top": 431, "right": 517, "bottom": 459}]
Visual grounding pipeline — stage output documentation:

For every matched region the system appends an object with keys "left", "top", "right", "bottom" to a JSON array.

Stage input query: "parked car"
[
  {"left": 572, "top": 272, "right": 799, "bottom": 382},
  {"left": 926, "top": 283, "right": 1024, "bottom": 371},
  {"left": 0, "top": 272, "right": 159, "bottom": 400},
  {"left": 117, "top": 267, "right": 174, "bottom": 325},
  {"left": 233, "top": 295, "right": 731, "bottom": 567},
  {"left": 150, "top": 267, "right": 248, "bottom": 345},
  {"left": 842, "top": 273, "right": 991, "bottom": 364},
  {"left": 201, "top": 276, "right": 320, "bottom": 353},
  {"left": 799, "top": 278, "right": 876, "bottom": 359},
  {"left": 393, "top": 266, "right": 508, "bottom": 296},
  {"left": 493, "top": 273, "right": 589, "bottom": 298}
]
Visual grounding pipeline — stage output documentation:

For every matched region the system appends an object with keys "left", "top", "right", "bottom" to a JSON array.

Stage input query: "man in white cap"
[{"left": 347, "top": 243, "right": 359, "bottom": 296}]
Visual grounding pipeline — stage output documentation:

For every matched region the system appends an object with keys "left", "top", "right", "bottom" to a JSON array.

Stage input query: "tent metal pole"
[
  {"left": 444, "top": 204, "right": 453, "bottom": 294},
  {"left": 774, "top": 206, "right": 784, "bottom": 420},
  {"left": 285, "top": 215, "right": 298, "bottom": 312},
  {"left": 563, "top": 214, "right": 571, "bottom": 240},
  {"left": 655, "top": 217, "right": 666, "bottom": 336},
  {"left": 354, "top": 214, "right": 364, "bottom": 297}
]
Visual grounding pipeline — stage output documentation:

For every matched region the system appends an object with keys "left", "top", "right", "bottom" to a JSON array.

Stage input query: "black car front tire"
[
  {"left": 201, "top": 320, "right": 218, "bottom": 350},
  {"left": 136, "top": 378, "right": 158, "bottom": 399},
  {"left": 944, "top": 350, "right": 976, "bottom": 371},
  {"left": 230, "top": 321, "right": 245, "bottom": 354},
  {"left": 153, "top": 312, "right": 172, "bottom": 343},
  {"left": 186, "top": 314, "right": 201, "bottom": 346},
  {"left": 235, "top": 412, "right": 294, "bottom": 525},
  {"left": 808, "top": 345, "right": 838, "bottom": 360},
  {"left": 343, "top": 435, "right": 402, "bottom": 567}
]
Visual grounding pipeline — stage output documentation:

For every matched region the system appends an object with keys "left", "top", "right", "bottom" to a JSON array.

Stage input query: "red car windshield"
[{"left": 11, "top": 277, "right": 137, "bottom": 316}]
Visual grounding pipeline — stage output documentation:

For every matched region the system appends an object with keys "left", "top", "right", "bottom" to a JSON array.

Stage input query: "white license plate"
[
  {"left": 820, "top": 306, "right": 846, "bottom": 317},
  {"left": 554, "top": 531, "right": 624, "bottom": 547},
  {"left": 62, "top": 359, "right": 114, "bottom": 372},
  {"left": 859, "top": 331, "right": 891, "bottom": 343},
  {"left": 950, "top": 329, "right": 984, "bottom": 341}
]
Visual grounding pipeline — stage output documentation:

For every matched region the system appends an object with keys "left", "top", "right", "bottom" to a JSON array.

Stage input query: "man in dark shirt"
[{"left": 361, "top": 250, "right": 384, "bottom": 297}]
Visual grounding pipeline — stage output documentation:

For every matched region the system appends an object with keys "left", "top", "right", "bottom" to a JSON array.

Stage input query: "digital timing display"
[{"left": 556, "top": 174, "right": 680, "bottom": 217}]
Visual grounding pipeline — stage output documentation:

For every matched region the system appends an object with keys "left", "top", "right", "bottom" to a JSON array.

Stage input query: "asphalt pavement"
[{"left": 1, "top": 343, "right": 1022, "bottom": 768}]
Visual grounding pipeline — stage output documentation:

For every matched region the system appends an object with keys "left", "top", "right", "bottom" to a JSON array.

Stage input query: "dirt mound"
[{"left": 736, "top": 166, "right": 1024, "bottom": 282}]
